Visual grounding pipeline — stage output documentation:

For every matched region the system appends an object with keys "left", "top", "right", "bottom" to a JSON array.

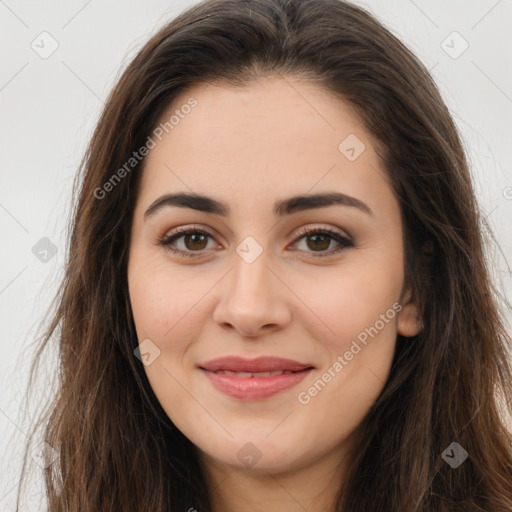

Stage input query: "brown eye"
[
  {"left": 304, "top": 233, "right": 331, "bottom": 251},
  {"left": 158, "top": 227, "right": 217, "bottom": 258},
  {"left": 292, "top": 226, "right": 354, "bottom": 257},
  {"left": 157, "top": 225, "right": 354, "bottom": 259},
  {"left": 182, "top": 232, "right": 209, "bottom": 251}
]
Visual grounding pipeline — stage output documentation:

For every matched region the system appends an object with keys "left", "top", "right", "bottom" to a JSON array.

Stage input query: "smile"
[{"left": 200, "top": 367, "right": 313, "bottom": 400}]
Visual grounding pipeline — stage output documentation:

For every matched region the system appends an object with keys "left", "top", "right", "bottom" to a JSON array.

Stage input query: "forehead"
[{"left": 137, "top": 77, "right": 392, "bottom": 215}]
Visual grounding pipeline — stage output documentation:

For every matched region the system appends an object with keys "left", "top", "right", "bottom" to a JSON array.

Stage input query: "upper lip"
[{"left": 199, "top": 356, "right": 315, "bottom": 373}]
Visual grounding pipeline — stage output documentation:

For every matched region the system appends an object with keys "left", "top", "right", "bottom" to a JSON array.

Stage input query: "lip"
[
  {"left": 198, "top": 356, "right": 315, "bottom": 400},
  {"left": 199, "top": 356, "right": 314, "bottom": 373}
]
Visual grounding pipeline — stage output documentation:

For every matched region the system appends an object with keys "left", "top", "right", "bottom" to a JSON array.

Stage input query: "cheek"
[
  {"left": 128, "top": 251, "right": 203, "bottom": 343},
  {"left": 294, "top": 249, "right": 403, "bottom": 408},
  {"left": 128, "top": 256, "right": 206, "bottom": 413},
  {"left": 300, "top": 251, "right": 403, "bottom": 341},
  {"left": 292, "top": 271, "right": 400, "bottom": 449}
]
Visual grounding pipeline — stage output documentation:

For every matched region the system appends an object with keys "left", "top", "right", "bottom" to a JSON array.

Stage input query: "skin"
[{"left": 127, "top": 76, "right": 421, "bottom": 511}]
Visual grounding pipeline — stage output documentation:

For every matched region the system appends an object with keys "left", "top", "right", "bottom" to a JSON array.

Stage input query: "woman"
[{"left": 16, "top": 0, "right": 512, "bottom": 510}]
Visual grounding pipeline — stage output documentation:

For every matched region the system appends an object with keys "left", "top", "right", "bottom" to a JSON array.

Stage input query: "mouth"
[
  {"left": 198, "top": 355, "right": 315, "bottom": 373},
  {"left": 198, "top": 356, "right": 315, "bottom": 400},
  {"left": 205, "top": 369, "right": 301, "bottom": 377}
]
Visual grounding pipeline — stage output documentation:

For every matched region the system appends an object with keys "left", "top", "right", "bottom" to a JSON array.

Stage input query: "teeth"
[{"left": 214, "top": 370, "right": 295, "bottom": 377}]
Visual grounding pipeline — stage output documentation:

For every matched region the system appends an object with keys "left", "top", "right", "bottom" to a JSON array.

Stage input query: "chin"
[{"left": 197, "top": 435, "right": 312, "bottom": 474}]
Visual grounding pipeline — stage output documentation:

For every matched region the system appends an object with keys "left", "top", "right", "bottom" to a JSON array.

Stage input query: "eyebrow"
[{"left": 143, "top": 191, "right": 374, "bottom": 220}]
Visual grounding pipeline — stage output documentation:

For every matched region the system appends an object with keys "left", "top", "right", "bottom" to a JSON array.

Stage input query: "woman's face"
[{"left": 127, "top": 77, "right": 421, "bottom": 477}]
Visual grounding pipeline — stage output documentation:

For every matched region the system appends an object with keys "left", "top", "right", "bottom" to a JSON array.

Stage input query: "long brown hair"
[{"left": 15, "top": 0, "right": 512, "bottom": 510}]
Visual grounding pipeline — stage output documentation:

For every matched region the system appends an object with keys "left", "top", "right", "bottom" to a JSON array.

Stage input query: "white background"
[{"left": 1, "top": 0, "right": 511, "bottom": 510}]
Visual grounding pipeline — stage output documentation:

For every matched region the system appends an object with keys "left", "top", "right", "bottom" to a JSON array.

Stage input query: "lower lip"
[{"left": 200, "top": 368, "right": 313, "bottom": 400}]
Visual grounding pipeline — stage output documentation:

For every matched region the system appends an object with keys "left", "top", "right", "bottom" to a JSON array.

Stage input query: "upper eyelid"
[
  {"left": 162, "top": 224, "right": 351, "bottom": 242},
  {"left": 294, "top": 224, "right": 352, "bottom": 240}
]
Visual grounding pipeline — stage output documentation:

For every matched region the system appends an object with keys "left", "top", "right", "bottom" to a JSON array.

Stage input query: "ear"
[
  {"left": 397, "top": 287, "right": 422, "bottom": 337},
  {"left": 397, "top": 238, "right": 432, "bottom": 337}
]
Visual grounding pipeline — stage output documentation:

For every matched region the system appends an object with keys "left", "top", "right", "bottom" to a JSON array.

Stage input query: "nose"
[{"left": 212, "top": 249, "right": 292, "bottom": 338}]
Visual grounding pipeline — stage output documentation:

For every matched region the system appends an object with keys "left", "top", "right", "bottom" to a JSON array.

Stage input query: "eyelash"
[{"left": 156, "top": 224, "right": 354, "bottom": 259}]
